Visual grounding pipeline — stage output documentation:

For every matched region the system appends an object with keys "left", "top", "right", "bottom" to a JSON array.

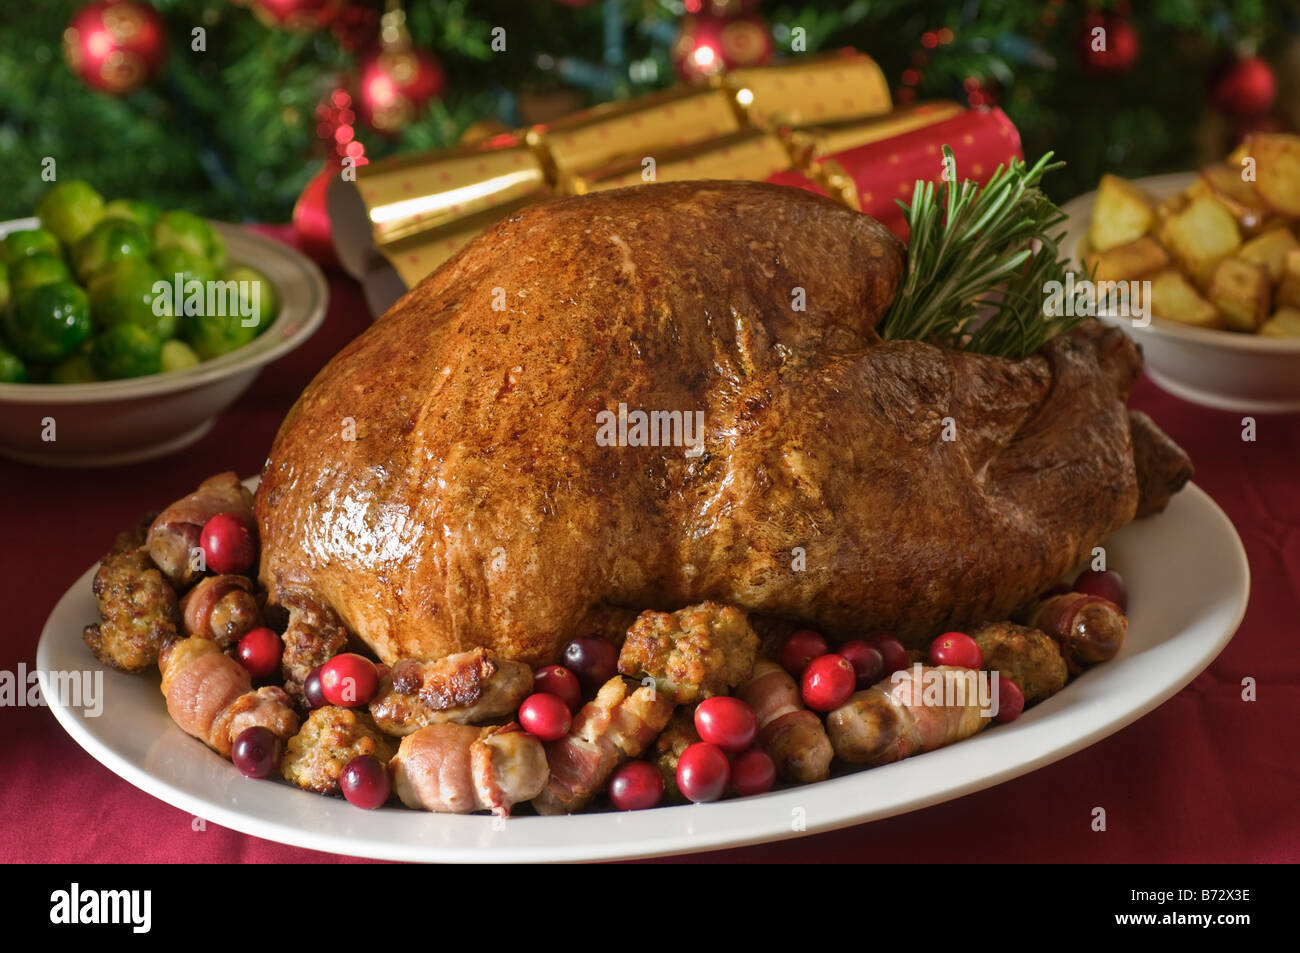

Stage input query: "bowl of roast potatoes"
[{"left": 1063, "top": 132, "right": 1300, "bottom": 412}]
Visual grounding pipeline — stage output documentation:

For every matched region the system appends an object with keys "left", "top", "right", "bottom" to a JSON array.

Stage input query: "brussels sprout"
[
  {"left": 73, "top": 218, "right": 152, "bottom": 283},
  {"left": 103, "top": 198, "right": 161, "bottom": 231},
  {"left": 154, "top": 210, "right": 222, "bottom": 266},
  {"left": 0, "top": 261, "right": 8, "bottom": 314},
  {"left": 88, "top": 258, "right": 176, "bottom": 340},
  {"left": 51, "top": 353, "right": 99, "bottom": 384},
  {"left": 3, "top": 227, "right": 62, "bottom": 264},
  {"left": 151, "top": 245, "right": 216, "bottom": 288},
  {"left": 160, "top": 338, "right": 200, "bottom": 373},
  {"left": 10, "top": 253, "right": 72, "bottom": 294},
  {"left": 91, "top": 323, "right": 162, "bottom": 379},
  {"left": 182, "top": 303, "right": 260, "bottom": 360},
  {"left": 210, "top": 227, "right": 226, "bottom": 271},
  {"left": 221, "top": 264, "right": 278, "bottom": 329},
  {"left": 0, "top": 343, "right": 26, "bottom": 383},
  {"left": 4, "top": 281, "right": 93, "bottom": 363},
  {"left": 37, "top": 180, "right": 105, "bottom": 247}
]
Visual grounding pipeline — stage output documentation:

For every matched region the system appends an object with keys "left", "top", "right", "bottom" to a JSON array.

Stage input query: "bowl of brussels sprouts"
[{"left": 0, "top": 182, "right": 327, "bottom": 467}]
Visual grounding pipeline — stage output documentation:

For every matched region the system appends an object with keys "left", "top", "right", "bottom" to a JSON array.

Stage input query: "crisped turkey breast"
[{"left": 256, "top": 180, "right": 1188, "bottom": 666}]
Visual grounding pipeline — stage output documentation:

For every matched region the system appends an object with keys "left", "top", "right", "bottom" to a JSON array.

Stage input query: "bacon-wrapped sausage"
[
  {"left": 369, "top": 648, "right": 533, "bottom": 735},
  {"left": 147, "top": 472, "right": 254, "bottom": 590},
  {"left": 827, "top": 664, "right": 990, "bottom": 766},
  {"left": 390, "top": 723, "right": 548, "bottom": 817},
  {"left": 159, "top": 637, "right": 298, "bottom": 758},
  {"left": 1021, "top": 592, "right": 1127, "bottom": 673},
  {"left": 179, "top": 574, "right": 261, "bottom": 647},
  {"left": 737, "top": 660, "right": 832, "bottom": 783},
  {"left": 532, "top": 676, "right": 675, "bottom": 815}
]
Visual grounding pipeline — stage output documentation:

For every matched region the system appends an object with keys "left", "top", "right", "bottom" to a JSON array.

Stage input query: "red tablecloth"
[{"left": 2, "top": 227, "right": 1297, "bottom": 863}]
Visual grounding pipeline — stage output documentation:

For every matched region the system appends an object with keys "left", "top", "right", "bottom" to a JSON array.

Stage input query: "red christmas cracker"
[{"left": 790, "top": 106, "right": 1024, "bottom": 238}]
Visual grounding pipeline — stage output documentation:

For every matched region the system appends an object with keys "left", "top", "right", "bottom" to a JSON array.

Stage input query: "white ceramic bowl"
[
  {"left": 0, "top": 218, "right": 328, "bottom": 467},
  {"left": 1062, "top": 172, "right": 1300, "bottom": 413}
]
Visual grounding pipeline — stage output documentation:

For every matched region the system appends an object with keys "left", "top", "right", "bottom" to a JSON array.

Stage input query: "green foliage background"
[{"left": 0, "top": 0, "right": 1295, "bottom": 222}]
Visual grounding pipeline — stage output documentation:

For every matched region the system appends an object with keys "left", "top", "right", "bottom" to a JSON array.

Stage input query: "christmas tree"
[{"left": 0, "top": 0, "right": 1293, "bottom": 222}]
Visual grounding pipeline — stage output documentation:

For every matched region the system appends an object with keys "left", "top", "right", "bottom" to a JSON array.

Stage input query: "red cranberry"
[
  {"left": 779, "top": 629, "right": 829, "bottom": 677},
  {"left": 1073, "top": 569, "right": 1128, "bottom": 613},
  {"left": 608, "top": 761, "right": 664, "bottom": 811},
  {"left": 303, "top": 665, "right": 327, "bottom": 710},
  {"left": 677, "top": 742, "right": 731, "bottom": 803},
  {"left": 693, "top": 696, "right": 758, "bottom": 753},
  {"left": 340, "top": 755, "right": 391, "bottom": 809},
  {"left": 562, "top": 637, "right": 619, "bottom": 693},
  {"left": 236, "top": 626, "right": 282, "bottom": 679},
  {"left": 800, "top": 653, "right": 856, "bottom": 711},
  {"left": 995, "top": 678, "right": 1026, "bottom": 723},
  {"left": 837, "top": 639, "right": 884, "bottom": 688},
  {"left": 929, "top": 632, "right": 983, "bottom": 669},
  {"left": 867, "top": 634, "right": 909, "bottom": 674},
  {"left": 319, "top": 653, "right": 380, "bottom": 707},
  {"left": 533, "top": 664, "right": 582, "bottom": 712},
  {"left": 518, "top": 692, "right": 572, "bottom": 741},
  {"left": 730, "top": 748, "right": 776, "bottom": 797},
  {"left": 231, "top": 726, "right": 280, "bottom": 779},
  {"left": 199, "top": 513, "right": 256, "bottom": 575}
]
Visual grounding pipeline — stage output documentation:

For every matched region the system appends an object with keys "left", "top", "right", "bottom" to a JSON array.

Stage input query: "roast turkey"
[{"left": 256, "top": 180, "right": 1189, "bottom": 667}]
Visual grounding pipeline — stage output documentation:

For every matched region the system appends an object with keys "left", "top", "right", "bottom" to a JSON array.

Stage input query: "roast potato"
[
  {"left": 1260, "top": 307, "right": 1300, "bottom": 338},
  {"left": 1205, "top": 258, "right": 1270, "bottom": 333},
  {"left": 1148, "top": 268, "right": 1222, "bottom": 330},
  {"left": 1191, "top": 163, "right": 1270, "bottom": 234},
  {"left": 1237, "top": 226, "right": 1298, "bottom": 282},
  {"left": 1249, "top": 133, "right": 1300, "bottom": 217},
  {"left": 1158, "top": 195, "right": 1241, "bottom": 286},
  {"left": 1088, "top": 174, "right": 1155, "bottom": 252},
  {"left": 1275, "top": 248, "right": 1300, "bottom": 310},
  {"left": 1084, "top": 235, "right": 1171, "bottom": 284},
  {"left": 1154, "top": 192, "right": 1190, "bottom": 223}
]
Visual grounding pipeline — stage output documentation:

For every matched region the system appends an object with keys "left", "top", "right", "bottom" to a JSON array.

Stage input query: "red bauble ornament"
[
  {"left": 330, "top": 2, "right": 380, "bottom": 52},
  {"left": 357, "top": 46, "right": 444, "bottom": 133},
  {"left": 355, "top": 7, "right": 444, "bottom": 135},
  {"left": 962, "top": 75, "right": 1000, "bottom": 108},
  {"left": 1080, "top": 13, "right": 1139, "bottom": 76},
  {"left": 1213, "top": 55, "right": 1277, "bottom": 116},
  {"left": 673, "top": 12, "right": 773, "bottom": 82},
  {"left": 63, "top": 1, "right": 166, "bottom": 94},
  {"left": 250, "top": 0, "right": 344, "bottom": 30}
]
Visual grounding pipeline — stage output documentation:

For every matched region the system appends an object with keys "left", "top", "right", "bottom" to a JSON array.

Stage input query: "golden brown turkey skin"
[{"left": 257, "top": 180, "right": 1165, "bottom": 666}]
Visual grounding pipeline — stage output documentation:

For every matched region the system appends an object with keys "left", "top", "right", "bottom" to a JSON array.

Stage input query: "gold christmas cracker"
[
  {"left": 725, "top": 51, "right": 892, "bottom": 127},
  {"left": 377, "top": 195, "right": 539, "bottom": 288},
  {"left": 569, "top": 128, "right": 791, "bottom": 194},
  {"left": 784, "top": 100, "right": 963, "bottom": 165},
  {"left": 357, "top": 138, "right": 547, "bottom": 244},
  {"left": 524, "top": 85, "right": 744, "bottom": 184},
  {"left": 328, "top": 135, "right": 551, "bottom": 277},
  {"left": 332, "top": 52, "right": 897, "bottom": 296}
]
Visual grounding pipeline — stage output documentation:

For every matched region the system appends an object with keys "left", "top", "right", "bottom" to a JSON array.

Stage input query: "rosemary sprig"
[{"left": 879, "top": 147, "right": 1082, "bottom": 360}]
